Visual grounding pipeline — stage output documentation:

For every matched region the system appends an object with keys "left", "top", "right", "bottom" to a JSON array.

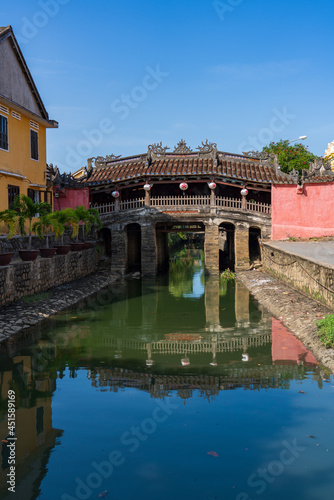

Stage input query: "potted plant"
[
  {"left": 0, "top": 209, "right": 17, "bottom": 266},
  {"left": 32, "top": 212, "right": 64, "bottom": 258},
  {"left": 75, "top": 206, "right": 102, "bottom": 249},
  {"left": 12, "top": 194, "right": 51, "bottom": 261},
  {"left": 52, "top": 208, "right": 79, "bottom": 254}
]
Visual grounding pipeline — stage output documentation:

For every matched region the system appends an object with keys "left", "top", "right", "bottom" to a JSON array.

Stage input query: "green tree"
[
  {"left": 32, "top": 212, "right": 64, "bottom": 248},
  {"left": 12, "top": 195, "right": 52, "bottom": 250},
  {"left": 75, "top": 205, "right": 102, "bottom": 242},
  {"left": 52, "top": 208, "right": 79, "bottom": 245},
  {"left": 0, "top": 209, "right": 17, "bottom": 253},
  {"left": 261, "top": 139, "right": 319, "bottom": 173}
]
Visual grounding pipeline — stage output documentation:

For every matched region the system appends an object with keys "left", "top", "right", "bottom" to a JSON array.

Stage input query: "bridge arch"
[
  {"left": 249, "top": 226, "right": 262, "bottom": 263},
  {"left": 126, "top": 223, "right": 141, "bottom": 272},
  {"left": 98, "top": 227, "right": 112, "bottom": 258},
  {"left": 219, "top": 222, "right": 235, "bottom": 271}
]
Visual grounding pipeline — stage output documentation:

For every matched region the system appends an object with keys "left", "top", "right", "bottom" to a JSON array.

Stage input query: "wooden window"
[
  {"left": 30, "top": 129, "right": 39, "bottom": 160},
  {"left": 28, "top": 189, "right": 41, "bottom": 204},
  {"left": 0, "top": 115, "right": 8, "bottom": 151},
  {"left": 8, "top": 185, "right": 19, "bottom": 208}
]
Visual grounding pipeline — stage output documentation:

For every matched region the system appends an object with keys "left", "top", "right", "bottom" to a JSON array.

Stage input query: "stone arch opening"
[
  {"left": 126, "top": 223, "right": 142, "bottom": 272},
  {"left": 98, "top": 228, "right": 112, "bottom": 258},
  {"left": 249, "top": 227, "right": 262, "bottom": 263},
  {"left": 219, "top": 222, "right": 235, "bottom": 271}
]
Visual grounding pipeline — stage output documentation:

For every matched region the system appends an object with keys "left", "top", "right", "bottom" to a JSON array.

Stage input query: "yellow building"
[{"left": 0, "top": 25, "right": 58, "bottom": 215}]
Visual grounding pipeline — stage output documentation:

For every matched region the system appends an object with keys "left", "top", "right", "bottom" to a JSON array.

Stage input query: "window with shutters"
[
  {"left": 28, "top": 188, "right": 41, "bottom": 203},
  {"left": 0, "top": 115, "right": 8, "bottom": 151},
  {"left": 8, "top": 185, "right": 19, "bottom": 208},
  {"left": 30, "top": 129, "right": 39, "bottom": 160}
]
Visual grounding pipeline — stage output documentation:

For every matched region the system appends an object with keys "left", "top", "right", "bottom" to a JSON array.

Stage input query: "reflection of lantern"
[
  {"left": 242, "top": 354, "right": 249, "bottom": 362},
  {"left": 146, "top": 359, "right": 154, "bottom": 366},
  {"left": 241, "top": 188, "right": 248, "bottom": 196},
  {"left": 208, "top": 182, "right": 216, "bottom": 190},
  {"left": 179, "top": 182, "right": 188, "bottom": 191},
  {"left": 112, "top": 190, "right": 120, "bottom": 198},
  {"left": 144, "top": 184, "right": 152, "bottom": 191},
  {"left": 181, "top": 358, "right": 190, "bottom": 366}
]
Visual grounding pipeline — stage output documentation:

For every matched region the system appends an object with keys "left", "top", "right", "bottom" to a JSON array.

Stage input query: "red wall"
[
  {"left": 53, "top": 187, "right": 90, "bottom": 211},
  {"left": 272, "top": 183, "right": 334, "bottom": 239}
]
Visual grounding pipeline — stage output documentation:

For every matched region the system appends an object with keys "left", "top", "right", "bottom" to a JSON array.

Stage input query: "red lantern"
[
  {"left": 208, "top": 182, "right": 216, "bottom": 190},
  {"left": 241, "top": 188, "right": 248, "bottom": 196},
  {"left": 112, "top": 190, "right": 120, "bottom": 198},
  {"left": 179, "top": 182, "right": 188, "bottom": 191}
]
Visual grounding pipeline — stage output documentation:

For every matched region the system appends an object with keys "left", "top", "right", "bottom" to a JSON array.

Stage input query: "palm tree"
[
  {"left": 12, "top": 195, "right": 52, "bottom": 250},
  {"left": 75, "top": 206, "right": 102, "bottom": 242},
  {"left": 0, "top": 209, "right": 17, "bottom": 253},
  {"left": 52, "top": 208, "right": 79, "bottom": 245},
  {"left": 32, "top": 212, "right": 64, "bottom": 248}
]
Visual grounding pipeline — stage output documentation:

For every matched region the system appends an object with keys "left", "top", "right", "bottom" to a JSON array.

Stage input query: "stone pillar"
[
  {"left": 141, "top": 224, "right": 157, "bottom": 276},
  {"left": 110, "top": 224, "right": 127, "bottom": 275},
  {"left": 235, "top": 222, "right": 249, "bottom": 270},
  {"left": 156, "top": 231, "right": 169, "bottom": 272},
  {"left": 235, "top": 281, "right": 250, "bottom": 327},
  {"left": 204, "top": 222, "right": 219, "bottom": 276}
]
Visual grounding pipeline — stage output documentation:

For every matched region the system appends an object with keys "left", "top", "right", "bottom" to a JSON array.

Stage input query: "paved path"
[{"left": 264, "top": 240, "right": 334, "bottom": 268}]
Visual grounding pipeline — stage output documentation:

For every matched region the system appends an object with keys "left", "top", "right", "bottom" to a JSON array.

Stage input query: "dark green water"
[{"left": 1, "top": 251, "right": 334, "bottom": 500}]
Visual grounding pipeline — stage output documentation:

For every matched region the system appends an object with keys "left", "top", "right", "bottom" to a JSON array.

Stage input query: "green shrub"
[
  {"left": 316, "top": 314, "right": 334, "bottom": 348},
  {"left": 220, "top": 269, "right": 236, "bottom": 281}
]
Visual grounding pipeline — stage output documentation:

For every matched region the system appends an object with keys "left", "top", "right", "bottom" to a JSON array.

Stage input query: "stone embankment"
[
  {"left": 0, "top": 268, "right": 121, "bottom": 344},
  {"left": 237, "top": 270, "right": 334, "bottom": 373}
]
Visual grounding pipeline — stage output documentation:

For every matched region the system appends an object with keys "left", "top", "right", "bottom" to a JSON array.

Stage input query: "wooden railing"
[
  {"left": 93, "top": 196, "right": 271, "bottom": 215},
  {"left": 151, "top": 195, "right": 210, "bottom": 207}
]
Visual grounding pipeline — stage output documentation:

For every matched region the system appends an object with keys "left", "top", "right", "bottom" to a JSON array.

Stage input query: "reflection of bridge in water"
[
  {"left": 88, "top": 365, "right": 324, "bottom": 400},
  {"left": 101, "top": 334, "right": 272, "bottom": 354}
]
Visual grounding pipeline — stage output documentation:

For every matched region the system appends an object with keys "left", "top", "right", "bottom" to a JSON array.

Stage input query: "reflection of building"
[
  {"left": 271, "top": 318, "right": 318, "bottom": 366},
  {"left": 88, "top": 364, "right": 320, "bottom": 401},
  {"left": 0, "top": 347, "right": 62, "bottom": 498}
]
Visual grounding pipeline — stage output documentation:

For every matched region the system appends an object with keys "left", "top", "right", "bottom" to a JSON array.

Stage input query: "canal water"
[{"left": 1, "top": 249, "right": 334, "bottom": 500}]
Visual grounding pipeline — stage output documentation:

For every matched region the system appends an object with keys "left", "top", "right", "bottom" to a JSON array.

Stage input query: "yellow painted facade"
[{"left": 0, "top": 25, "right": 58, "bottom": 233}]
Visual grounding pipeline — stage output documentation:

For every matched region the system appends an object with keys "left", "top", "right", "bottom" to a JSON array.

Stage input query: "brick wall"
[
  {"left": 0, "top": 249, "right": 98, "bottom": 308},
  {"left": 262, "top": 243, "right": 334, "bottom": 309}
]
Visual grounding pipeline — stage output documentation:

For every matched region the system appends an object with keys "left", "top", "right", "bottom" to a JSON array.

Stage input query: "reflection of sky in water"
[{"left": 183, "top": 269, "right": 204, "bottom": 298}]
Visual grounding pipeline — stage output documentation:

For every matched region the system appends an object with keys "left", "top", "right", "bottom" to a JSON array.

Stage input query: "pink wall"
[
  {"left": 272, "top": 183, "right": 334, "bottom": 239},
  {"left": 271, "top": 318, "right": 317, "bottom": 365},
  {"left": 53, "top": 187, "right": 90, "bottom": 211}
]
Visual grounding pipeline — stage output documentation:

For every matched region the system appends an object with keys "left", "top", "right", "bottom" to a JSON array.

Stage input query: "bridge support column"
[
  {"left": 110, "top": 225, "right": 127, "bottom": 275},
  {"left": 204, "top": 222, "right": 219, "bottom": 276},
  {"left": 235, "top": 222, "right": 249, "bottom": 270},
  {"left": 141, "top": 224, "right": 157, "bottom": 277}
]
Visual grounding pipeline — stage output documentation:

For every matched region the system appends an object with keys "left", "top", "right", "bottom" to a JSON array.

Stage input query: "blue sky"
[{"left": 2, "top": 0, "right": 334, "bottom": 172}]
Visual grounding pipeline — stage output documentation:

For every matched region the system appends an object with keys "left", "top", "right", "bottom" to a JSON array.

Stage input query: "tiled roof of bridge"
[{"left": 84, "top": 153, "right": 294, "bottom": 186}]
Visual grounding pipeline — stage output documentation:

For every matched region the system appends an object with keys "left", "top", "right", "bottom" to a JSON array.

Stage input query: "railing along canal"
[{"left": 93, "top": 196, "right": 271, "bottom": 215}]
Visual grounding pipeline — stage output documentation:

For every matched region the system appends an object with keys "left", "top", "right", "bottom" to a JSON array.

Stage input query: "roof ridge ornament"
[
  {"left": 148, "top": 142, "right": 169, "bottom": 156},
  {"left": 196, "top": 140, "right": 217, "bottom": 156},
  {"left": 173, "top": 139, "right": 192, "bottom": 154}
]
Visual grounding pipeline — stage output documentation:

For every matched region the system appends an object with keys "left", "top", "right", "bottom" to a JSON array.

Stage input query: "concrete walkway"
[{"left": 264, "top": 240, "right": 334, "bottom": 269}]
